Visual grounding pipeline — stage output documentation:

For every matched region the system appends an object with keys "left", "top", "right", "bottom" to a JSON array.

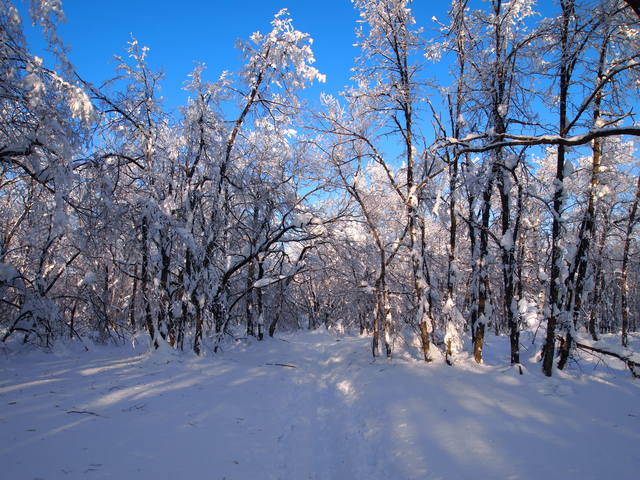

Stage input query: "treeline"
[{"left": 1, "top": 0, "right": 639, "bottom": 376}]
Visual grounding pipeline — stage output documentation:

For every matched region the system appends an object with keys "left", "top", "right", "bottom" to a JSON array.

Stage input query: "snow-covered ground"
[{"left": 1, "top": 331, "right": 639, "bottom": 480}]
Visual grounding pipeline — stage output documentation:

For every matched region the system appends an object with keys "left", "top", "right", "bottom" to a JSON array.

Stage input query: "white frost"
[{"left": 0, "top": 262, "right": 19, "bottom": 283}]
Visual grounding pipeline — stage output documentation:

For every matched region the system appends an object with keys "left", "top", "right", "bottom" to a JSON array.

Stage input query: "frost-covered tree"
[
  {"left": 1, "top": 0, "right": 95, "bottom": 345},
  {"left": 317, "top": 0, "right": 439, "bottom": 359},
  {"left": 463, "top": 0, "right": 538, "bottom": 366},
  {"left": 434, "top": 0, "right": 640, "bottom": 374},
  {"left": 540, "top": 0, "right": 640, "bottom": 375},
  {"left": 2, "top": 0, "right": 639, "bottom": 370}
]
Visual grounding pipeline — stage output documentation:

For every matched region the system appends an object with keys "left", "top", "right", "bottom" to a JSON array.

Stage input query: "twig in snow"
[
  {"left": 265, "top": 362, "right": 297, "bottom": 368},
  {"left": 66, "top": 410, "right": 106, "bottom": 417}
]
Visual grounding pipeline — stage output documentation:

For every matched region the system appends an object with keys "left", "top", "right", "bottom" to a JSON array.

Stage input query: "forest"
[
  {"left": 2, "top": 1, "right": 640, "bottom": 478},
  {"left": 1, "top": 0, "right": 640, "bottom": 379}
]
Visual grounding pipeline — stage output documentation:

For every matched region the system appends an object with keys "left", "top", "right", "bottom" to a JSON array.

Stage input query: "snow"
[
  {"left": 563, "top": 160, "right": 575, "bottom": 177},
  {"left": 500, "top": 231, "right": 514, "bottom": 250},
  {"left": 0, "top": 262, "right": 20, "bottom": 284},
  {"left": 253, "top": 276, "right": 280, "bottom": 288},
  {"left": 1, "top": 331, "right": 639, "bottom": 480},
  {"left": 292, "top": 211, "right": 313, "bottom": 228},
  {"left": 443, "top": 298, "right": 465, "bottom": 355},
  {"left": 79, "top": 271, "right": 96, "bottom": 286}
]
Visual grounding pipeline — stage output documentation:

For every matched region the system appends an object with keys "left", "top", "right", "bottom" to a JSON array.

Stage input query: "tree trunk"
[
  {"left": 543, "top": 0, "right": 572, "bottom": 377},
  {"left": 410, "top": 206, "right": 431, "bottom": 361},
  {"left": 544, "top": 148, "right": 567, "bottom": 375},
  {"left": 245, "top": 259, "right": 256, "bottom": 337},
  {"left": 372, "top": 288, "right": 381, "bottom": 358},
  {"left": 588, "top": 218, "right": 609, "bottom": 341},
  {"left": 473, "top": 170, "right": 494, "bottom": 364},
  {"left": 498, "top": 165, "right": 520, "bottom": 365},
  {"left": 140, "top": 216, "right": 158, "bottom": 349},
  {"left": 193, "top": 303, "right": 203, "bottom": 355},
  {"left": 256, "top": 259, "right": 265, "bottom": 341},
  {"left": 621, "top": 175, "right": 640, "bottom": 347},
  {"left": 382, "top": 288, "right": 392, "bottom": 359},
  {"left": 129, "top": 264, "right": 138, "bottom": 330},
  {"left": 561, "top": 33, "right": 609, "bottom": 367},
  {"left": 158, "top": 242, "right": 175, "bottom": 346}
]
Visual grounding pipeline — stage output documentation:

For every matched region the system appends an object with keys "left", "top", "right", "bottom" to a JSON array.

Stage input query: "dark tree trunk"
[
  {"left": 245, "top": 259, "right": 256, "bottom": 337},
  {"left": 588, "top": 217, "right": 609, "bottom": 341},
  {"left": 561, "top": 33, "right": 609, "bottom": 368},
  {"left": 129, "top": 264, "right": 138, "bottom": 330},
  {"left": 269, "top": 276, "right": 293, "bottom": 338},
  {"left": 256, "top": 260, "right": 264, "bottom": 341},
  {"left": 372, "top": 280, "right": 381, "bottom": 358},
  {"left": 621, "top": 175, "right": 640, "bottom": 347},
  {"left": 158, "top": 242, "right": 175, "bottom": 346},
  {"left": 544, "top": 151, "right": 566, "bottom": 375},
  {"left": 140, "top": 216, "right": 158, "bottom": 349},
  {"left": 473, "top": 171, "right": 494, "bottom": 364},
  {"left": 543, "top": 0, "right": 572, "bottom": 377},
  {"left": 498, "top": 165, "right": 520, "bottom": 365}
]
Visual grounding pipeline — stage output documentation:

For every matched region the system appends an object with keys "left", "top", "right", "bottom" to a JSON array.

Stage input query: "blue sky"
[
  {"left": 18, "top": 0, "right": 451, "bottom": 110},
  {"left": 15, "top": 1, "right": 638, "bottom": 170}
]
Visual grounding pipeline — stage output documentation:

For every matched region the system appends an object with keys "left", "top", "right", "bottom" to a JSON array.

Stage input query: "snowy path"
[{"left": 1, "top": 331, "right": 639, "bottom": 479}]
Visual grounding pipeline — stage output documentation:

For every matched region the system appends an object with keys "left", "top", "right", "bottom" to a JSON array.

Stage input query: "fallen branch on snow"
[
  {"left": 573, "top": 341, "right": 640, "bottom": 378},
  {"left": 66, "top": 410, "right": 106, "bottom": 417},
  {"left": 264, "top": 362, "right": 297, "bottom": 368}
]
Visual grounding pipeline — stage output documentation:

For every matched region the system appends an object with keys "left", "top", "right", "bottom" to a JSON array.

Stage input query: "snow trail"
[{"left": 1, "top": 331, "right": 639, "bottom": 479}]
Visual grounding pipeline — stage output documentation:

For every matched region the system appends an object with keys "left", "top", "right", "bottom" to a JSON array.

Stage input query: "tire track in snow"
[
  {"left": 267, "top": 334, "right": 369, "bottom": 479},
  {"left": 270, "top": 334, "right": 380, "bottom": 479}
]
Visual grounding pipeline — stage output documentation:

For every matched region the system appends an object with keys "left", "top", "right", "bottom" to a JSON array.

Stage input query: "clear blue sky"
[{"left": 18, "top": 0, "right": 451, "bottom": 110}]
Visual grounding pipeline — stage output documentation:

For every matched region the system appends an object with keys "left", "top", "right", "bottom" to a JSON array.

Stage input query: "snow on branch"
[{"left": 441, "top": 126, "right": 640, "bottom": 155}]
